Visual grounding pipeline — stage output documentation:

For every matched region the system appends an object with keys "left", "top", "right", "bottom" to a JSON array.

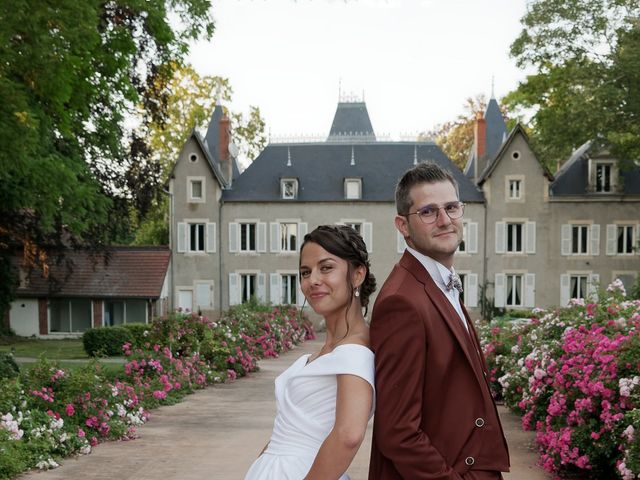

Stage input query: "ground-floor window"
[
  {"left": 505, "top": 274, "right": 523, "bottom": 307},
  {"left": 104, "top": 299, "right": 147, "bottom": 326},
  {"left": 281, "top": 274, "right": 298, "bottom": 304},
  {"left": 49, "top": 298, "right": 92, "bottom": 333},
  {"left": 570, "top": 275, "right": 588, "bottom": 300},
  {"left": 241, "top": 274, "right": 256, "bottom": 303}
]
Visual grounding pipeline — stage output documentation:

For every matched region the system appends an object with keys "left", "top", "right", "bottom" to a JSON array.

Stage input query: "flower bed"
[
  {"left": 478, "top": 280, "right": 640, "bottom": 479},
  {"left": 0, "top": 303, "right": 314, "bottom": 479}
]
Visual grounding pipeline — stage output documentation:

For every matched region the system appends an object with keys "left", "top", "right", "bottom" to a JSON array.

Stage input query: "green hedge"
[
  {"left": 0, "top": 354, "right": 19, "bottom": 380},
  {"left": 82, "top": 327, "right": 133, "bottom": 357}
]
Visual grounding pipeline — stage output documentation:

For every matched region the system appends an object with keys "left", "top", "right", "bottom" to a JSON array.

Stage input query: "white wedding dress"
[{"left": 244, "top": 343, "right": 375, "bottom": 480}]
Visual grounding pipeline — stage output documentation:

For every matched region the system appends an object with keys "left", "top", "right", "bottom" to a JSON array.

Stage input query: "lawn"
[{"left": 0, "top": 337, "right": 88, "bottom": 360}]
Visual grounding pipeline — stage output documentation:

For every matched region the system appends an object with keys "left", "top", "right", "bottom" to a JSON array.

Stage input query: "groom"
[{"left": 369, "top": 162, "right": 510, "bottom": 479}]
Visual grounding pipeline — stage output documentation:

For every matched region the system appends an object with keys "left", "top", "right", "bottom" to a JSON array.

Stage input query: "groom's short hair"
[{"left": 395, "top": 162, "right": 459, "bottom": 215}]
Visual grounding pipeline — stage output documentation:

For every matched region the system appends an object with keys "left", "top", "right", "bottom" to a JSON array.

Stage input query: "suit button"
[
  {"left": 465, "top": 456, "right": 475, "bottom": 466},
  {"left": 475, "top": 417, "right": 485, "bottom": 427}
]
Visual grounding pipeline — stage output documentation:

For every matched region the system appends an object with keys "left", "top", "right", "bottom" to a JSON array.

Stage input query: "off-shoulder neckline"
[{"left": 304, "top": 343, "right": 373, "bottom": 367}]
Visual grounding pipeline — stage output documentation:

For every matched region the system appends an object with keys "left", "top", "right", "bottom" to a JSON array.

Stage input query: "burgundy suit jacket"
[{"left": 368, "top": 252, "right": 509, "bottom": 479}]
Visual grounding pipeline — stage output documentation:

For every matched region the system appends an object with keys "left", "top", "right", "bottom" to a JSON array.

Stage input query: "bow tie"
[{"left": 446, "top": 273, "right": 463, "bottom": 293}]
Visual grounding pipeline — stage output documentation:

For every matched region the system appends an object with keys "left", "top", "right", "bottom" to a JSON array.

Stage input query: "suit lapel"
[{"left": 399, "top": 252, "right": 486, "bottom": 386}]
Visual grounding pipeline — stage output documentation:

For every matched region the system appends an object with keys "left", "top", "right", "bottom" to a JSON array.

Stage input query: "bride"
[{"left": 244, "top": 225, "right": 377, "bottom": 480}]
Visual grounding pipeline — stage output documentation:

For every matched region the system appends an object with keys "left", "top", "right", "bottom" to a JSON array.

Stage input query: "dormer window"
[
  {"left": 596, "top": 163, "right": 611, "bottom": 192},
  {"left": 344, "top": 178, "right": 362, "bottom": 200},
  {"left": 281, "top": 178, "right": 298, "bottom": 199},
  {"left": 589, "top": 159, "right": 617, "bottom": 193}
]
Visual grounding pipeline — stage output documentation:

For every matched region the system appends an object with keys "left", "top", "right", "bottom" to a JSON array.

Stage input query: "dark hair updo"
[{"left": 300, "top": 225, "right": 377, "bottom": 312}]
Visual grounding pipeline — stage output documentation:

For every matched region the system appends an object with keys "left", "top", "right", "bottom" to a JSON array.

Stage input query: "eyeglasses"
[{"left": 405, "top": 202, "right": 465, "bottom": 224}]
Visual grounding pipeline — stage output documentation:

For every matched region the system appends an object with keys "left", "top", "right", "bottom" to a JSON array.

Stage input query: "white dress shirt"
[{"left": 405, "top": 247, "right": 469, "bottom": 332}]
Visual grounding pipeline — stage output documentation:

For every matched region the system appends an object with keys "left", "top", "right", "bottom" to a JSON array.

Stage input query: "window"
[
  {"left": 617, "top": 225, "right": 634, "bottom": 254},
  {"left": 187, "top": 176, "right": 205, "bottom": 203},
  {"left": 458, "top": 273, "right": 466, "bottom": 305},
  {"left": 240, "top": 223, "right": 257, "bottom": 252},
  {"left": 505, "top": 274, "right": 523, "bottom": 307},
  {"left": 241, "top": 274, "right": 256, "bottom": 303},
  {"left": 189, "top": 223, "right": 205, "bottom": 252},
  {"left": 280, "top": 223, "right": 297, "bottom": 251},
  {"left": 562, "top": 224, "right": 599, "bottom": 256},
  {"left": 281, "top": 274, "right": 298, "bottom": 304},
  {"left": 572, "top": 225, "right": 589, "bottom": 254},
  {"left": 345, "top": 179, "right": 361, "bottom": 199},
  {"left": 191, "top": 180, "right": 202, "bottom": 200},
  {"left": 104, "top": 299, "right": 147, "bottom": 326},
  {"left": 596, "top": 163, "right": 611, "bottom": 192},
  {"left": 49, "top": 299, "right": 92, "bottom": 333},
  {"left": 507, "top": 223, "right": 523, "bottom": 253},
  {"left": 509, "top": 180, "right": 521, "bottom": 199},
  {"left": 459, "top": 224, "right": 466, "bottom": 252},
  {"left": 570, "top": 275, "right": 588, "bottom": 300},
  {"left": 281, "top": 179, "right": 298, "bottom": 199}
]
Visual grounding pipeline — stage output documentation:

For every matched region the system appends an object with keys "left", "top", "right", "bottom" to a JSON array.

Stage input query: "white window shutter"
[
  {"left": 588, "top": 274, "right": 600, "bottom": 300},
  {"left": 590, "top": 224, "right": 600, "bottom": 256},
  {"left": 468, "top": 222, "right": 478, "bottom": 254},
  {"left": 467, "top": 273, "right": 478, "bottom": 308},
  {"left": 525, "top": 221, "right": 536, "bottom": 254},
  {"left": 606, "top": 224, "right": 616, "bottom": 255},
  {"left": 363, "top": 222, "right": 373, "bottom": 253},
  {"left": 561, "top": 224, "right": 571, "bottom": 255},
  {"left": 269, "top": 273, "right": 280, "bottom": 304},
  {"left": 206, "top": 223, "right": 216, "bottom": 253},
  {"left": 524, "top": 273, "right": 535, "bottom": 308},
  {"left": 257, "top": 222, "right": 267, "bottom": 253},
  {"left": 228, "top": 222, "right": 239, "bottom": 253},
  {"left": 270, "top": 222, "right": 280, "bottom": 253},
  {"left": 495, "top": 222, "right": 506, "bottom": 254},
  {"left": 397, "top": 230, "right": 406, "bottom": 254},
  {"left": 177, "top": 223, "right": 187, "bottom": 253},
  {"left": 229, "top": 273, "right": 240, "bottom": 306},
  {"left": 196, "top": 283, "right": 212, "bottom": 309},
  {"left": 298, "top": 222, "right": 308, "bottom": 251},
  {"left": 257, "top": 273, "right": 266, "bottom": 302},
  {"left": 560, "top": 274, "right": 570, "bottom": 306},
  {"left": 494, "top": 273, "right": 505, "bottom": 308}
]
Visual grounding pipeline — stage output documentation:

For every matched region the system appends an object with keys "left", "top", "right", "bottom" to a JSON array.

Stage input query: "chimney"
[
  {"left": 474, "top": 111, "right": 486, "bottom": 160},
  {"left": 219, "top": 112, "right": 232, "bottom": 186}
]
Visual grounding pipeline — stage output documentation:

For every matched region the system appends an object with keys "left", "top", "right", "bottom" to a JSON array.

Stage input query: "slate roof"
[
  {"left": 478, "top": 123, "right": 554, "bottom": 185},
  {"left": 222, "top": 142, "right": 484, "bottom": 203},
  {"left": 327, "top": 102, "right": 376, "bottom": 142},
  {"left": 551, "top": 141, "right": 640, "bottom": 196},
  {"left": 168, "top": 105, "right": 240, "bottom": 188},
  {"left": 464, "top": 97, "right": 508, "bottom": 179},
  {"left": 14, "top": 247, "right": 170, "bottom": 299}
]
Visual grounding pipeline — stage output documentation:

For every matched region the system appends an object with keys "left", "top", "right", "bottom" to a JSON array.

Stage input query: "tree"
[
  {"left": 505, "top": 0, "right": 640, "bottom": 167},
  {"left": 0, "top": 0, "right": 215, "bottom": 313},
  {"left": 132, "top": 64, "right": 267, "bottom": 245}
]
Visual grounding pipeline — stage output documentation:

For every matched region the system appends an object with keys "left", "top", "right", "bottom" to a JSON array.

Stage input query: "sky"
[{"left": 187, "top": 0, "right": 533, "bottom": 141}]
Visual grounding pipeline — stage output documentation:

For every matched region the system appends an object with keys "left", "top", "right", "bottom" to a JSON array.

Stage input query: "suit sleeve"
[{"left": 371, "top": 293, "right": 463, "bottom": 480}]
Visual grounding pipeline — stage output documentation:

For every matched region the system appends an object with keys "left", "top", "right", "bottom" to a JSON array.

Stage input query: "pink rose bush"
[
  {"left": 478, "top": 280, "right": 640, "bottom": 479},
  {"left": 0, "top": 303, "right": 313, "bottom": 478}
]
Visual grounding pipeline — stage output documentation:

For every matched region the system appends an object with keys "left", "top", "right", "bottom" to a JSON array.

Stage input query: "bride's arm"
[{"left": 303, "top": 374, "right": 373, "bottom": 480}]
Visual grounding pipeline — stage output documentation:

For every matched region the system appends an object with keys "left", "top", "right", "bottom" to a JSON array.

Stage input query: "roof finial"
[
  {"left": 413, "top": 145, "right": 418, "bottom": 165},
  {"left": 287, "top": 147, "right": 292, "bottom": 167},
  {"left": 350, "top": 146, "right": 355, "bottom": 166},
  {"left": 338, "top": 78, "right": 342, "bottom": 101},
  {"left": 491, "top": 75, "right": 495, "bottom": 99}
]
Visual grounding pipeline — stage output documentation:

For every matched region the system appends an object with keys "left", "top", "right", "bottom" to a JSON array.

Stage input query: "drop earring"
[{"left": 354, "top": 287, "right": 360, "bottom": 297}]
